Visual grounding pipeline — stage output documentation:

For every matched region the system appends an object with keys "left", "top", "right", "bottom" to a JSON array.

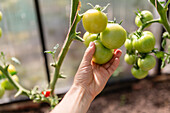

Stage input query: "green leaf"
[
  {"left": 161, "top": 39, "right": 166, "bottom": 49},
  {"left": 155, "top": 51, "right": 164, "bottom": 58},
  {"left": 161, "top": 59, "right": 166, "bottom": 68},
  {"left": 119, "top": 20, "right": 123, "bottom": 25},
  {"left": 168, "top": 45, "right": 170, "bottom": 53},
  {"left": 44, "top": 51, "right": 53, "bottom": 54},
  {"left": 159, "top": 1, "right": 165, "bottom": 4},
  {"left": 11, "top": 57, "right": 21, "bottom": 64},
  {"left": 74, "top": 35, "right": 84, "bottom": 42},
  {"left": 59, "top": 74, "right": 66, "bottom": 79},
  {"left": 1, "top": 52, "right": 4, "bottom": 57},
  {"left": 53, "top": 44, "right": 59, "bottom": 50},
  {"left": 167, "top": 56, "right": 170, "bottom": 64}
]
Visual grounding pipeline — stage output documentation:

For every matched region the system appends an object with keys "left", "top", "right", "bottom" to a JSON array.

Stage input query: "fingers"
[
  {"left": 103, "top": 49, "right": 122, "bottom": 69},
  {"left": 82, "top": 42, "right": 95, "bottom": 66},
  {"left": 108, "top": 57, "right": 120, "bottom": 75}
]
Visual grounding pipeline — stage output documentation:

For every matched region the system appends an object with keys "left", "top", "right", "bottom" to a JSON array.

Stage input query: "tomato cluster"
[
  {"left": 0, "top": 64, "right": 18, "bottom": 98},
  {"left": 124, "top": 10, "right": 156, "bottom": 79},
  {"left": 82, "top": 6, "right": 127, "bottom": 64}
]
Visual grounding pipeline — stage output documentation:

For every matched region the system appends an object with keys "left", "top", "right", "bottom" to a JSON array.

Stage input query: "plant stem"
[
  {"left": 0, "top": 65, "right": 30, "bottom": 95},
  {"left": 49, "top": 0, "right": 80, "bottom": 95},
  {"left": 149, "top": 0, "right": 170, "bottom": 34},
  {"left": 137, "top": 19, "right": 161, "bottom": 32}
]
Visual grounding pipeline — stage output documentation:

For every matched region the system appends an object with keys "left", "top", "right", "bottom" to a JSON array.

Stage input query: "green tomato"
[
  {"left": 83, "top": 32, "right": 97, "bottom": 47},
  {"left": 100, "top": 23, "right": 127, "bottom": 49},
  {"left": 133, "top": 31, "right": 155, "bottom": 53},
  {"left": 0, "top": 11, "right": 2, "bottom": 21},
  {"left": 131, "top": 67, "right": 148, "bottom": 79},
  {"left": 8, "top": 64, "right": 17, "bottom": 75},
  {"left": 124, "top": 54, "right": 136, "bottom": 65},
  {"left": 135, "top": 10, "right": 153, "bottom": 27},
  {"left": 82, "top": 9, "right": 108, "bottom": 33},
  {"left": 138, "top": 55, "right": 156, "bottom": 71},
  {"left": 124, "top": 38, "right": 133, "bottom": 51},
  {"left": 92, "top": 40, "right": 113, "bottom": 64},
  {"left": 1, "top": 75, "right": 19, "bottom": 90},
  {"left": 0, "top": 84, "right": 5, "bottom": 98}
]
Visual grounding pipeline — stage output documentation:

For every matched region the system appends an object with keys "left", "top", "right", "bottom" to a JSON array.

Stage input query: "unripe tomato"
[
  {"left": 0, "top": 85, "right": 5, "bottom": 98},
  {"left": 0, "top": 11, "right": 2, "bottom": 21},
  {"left": 0, "top": 70, "right": 2, "bottom": 75},
  {"left": 83, "top": 32, "right": 97, "bottom": 47},
  {"left": 133, "top": 31, "right": 155, "bottom": 53},
  {"left": 131, "top": 67, "right": 148, "bottom": 79},
  {"left": 135, "top": 10, "right": 153, "bottom": 27},
  {"left": 138, "top": 55, "right": 156, "bottom": 71},
  {"left": 124, "top": 54, "right": 136, "bottom": 65},
  {"left": 124, "top": 38, "right": 133, "bottom": 51},
  {"left": 1, "top": 75, "right": 19, "bottom": 90},
  {"left": 100, "top": 23, "right": 127, "bottom": 49},
  {"left": 82, "top": 9, "right": 108, "bottom": 33},
  {"left": 8, "top": 64, "right": 17, "bottom": 75},
  {"left": 92, "top": 40, "right": 113, "bottom": 64}
]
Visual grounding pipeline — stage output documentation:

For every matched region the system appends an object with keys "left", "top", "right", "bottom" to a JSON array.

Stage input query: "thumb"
[{"left": 82, "top": 42, "right": 95, "bottom": 65}]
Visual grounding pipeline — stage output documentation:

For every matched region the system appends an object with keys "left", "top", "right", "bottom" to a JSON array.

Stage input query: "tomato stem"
[
  {"left": 137, "top": 19, "right": 161, "bottom": 32},
  {"left": 49, "top": 0, "right": 81, "bottom": 95},
  {"left": 0, "top": 65, "right": 30, "bottom": 96}
]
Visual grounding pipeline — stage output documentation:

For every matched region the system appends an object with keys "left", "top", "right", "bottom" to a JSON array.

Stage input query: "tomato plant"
[
  {"left": 135, "top": 10, "right": 153, "bottom": 27},
  {"left": 82, "top": 8, "right": 108, "bottom": 34},
  {"left": 133, "top": 31, "right": 155, "bottom": 53},
  {"left": 100, "top": 23, "right": 127, "bottom": 49},
  {"left": 1, "top": 75, "right": 19, "bottom": 90}
]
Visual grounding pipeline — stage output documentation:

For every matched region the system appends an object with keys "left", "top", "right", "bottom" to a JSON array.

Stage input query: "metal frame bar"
[{"left": 34, "top": 0, "right": 50, "bottom": 83}]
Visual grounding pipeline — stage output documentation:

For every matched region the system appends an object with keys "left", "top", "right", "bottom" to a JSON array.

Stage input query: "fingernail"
[{"left": 89, "top": 42, "right": 93, "bottom": 47}]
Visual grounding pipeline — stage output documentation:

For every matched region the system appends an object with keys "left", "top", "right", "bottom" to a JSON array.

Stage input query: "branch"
[
  {"left": 0, "top": 65, "right": 30, "bottom": 96},
  {"left": 137, "top": 19, "right": 161, "bottom": 32},
  {"left": 49, "top": 0, "right": 81, "bottom": 95}
]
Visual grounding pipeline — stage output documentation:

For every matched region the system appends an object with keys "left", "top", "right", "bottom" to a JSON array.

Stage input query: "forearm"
[{"left": 50, "top": 85, "right": 93, "bottom": 113}]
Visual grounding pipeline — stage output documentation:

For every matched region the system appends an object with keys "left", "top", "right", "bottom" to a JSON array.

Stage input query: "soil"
[
  {"left": 0, "top": 75, "right": 170, "bottom": 113},
  {"left": 88, "top": 75, "right": 170, "bottom": 113}
]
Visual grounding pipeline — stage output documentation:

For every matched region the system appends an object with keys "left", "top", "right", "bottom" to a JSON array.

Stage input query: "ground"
[{"left": 0, "top": 75, "right": 170, "bottom": 113}]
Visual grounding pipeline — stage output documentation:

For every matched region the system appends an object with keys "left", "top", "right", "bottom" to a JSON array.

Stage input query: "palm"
[{"left": 74, "top": 42, "right": 121, "bottom": 98}]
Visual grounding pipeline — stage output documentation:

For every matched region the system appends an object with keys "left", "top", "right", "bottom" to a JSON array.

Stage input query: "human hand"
[{"left": 73, "top": 42, "right": 122, "bottom": 99}]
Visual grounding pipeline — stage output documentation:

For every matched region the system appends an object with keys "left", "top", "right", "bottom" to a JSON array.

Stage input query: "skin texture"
[{"left": 51, "top": 42, "right": 122, "bottom": 113}]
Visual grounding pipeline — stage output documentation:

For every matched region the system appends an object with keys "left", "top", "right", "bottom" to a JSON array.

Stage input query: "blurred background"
[{"left": 0, "top": 0, "right": 169, "bottom": 109}]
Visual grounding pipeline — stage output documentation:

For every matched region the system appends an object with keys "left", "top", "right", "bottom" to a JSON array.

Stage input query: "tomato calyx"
[{"left": 87, "top": 3, "right": 110, "bottom": 12}]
